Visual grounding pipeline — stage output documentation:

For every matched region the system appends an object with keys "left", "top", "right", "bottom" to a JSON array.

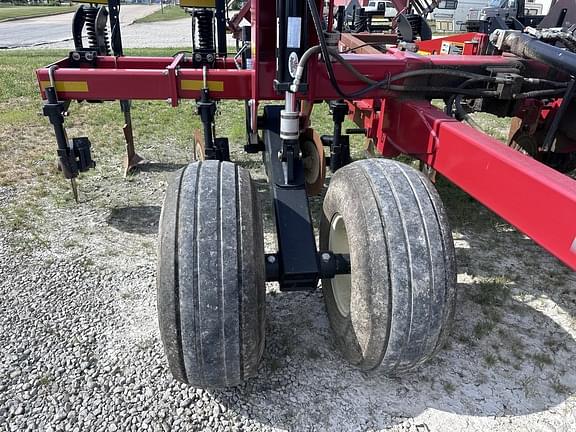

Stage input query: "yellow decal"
[
  {"left": 179, "top": 0, "right": 216, "bottom": 7},
  {"left": 181, "top": 80, "right": 224, "bottom": 92},
  {"left": 40, "top": 81, "right": 89, "bottom": 93}
]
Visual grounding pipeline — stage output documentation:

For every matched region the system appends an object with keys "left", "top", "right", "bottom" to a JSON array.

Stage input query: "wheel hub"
[
  {"left": 299, "top": 128, "right": 326, "bottom": 196},
  {"left": 328, "top": 213, "right": 351, "bottom": 317}
]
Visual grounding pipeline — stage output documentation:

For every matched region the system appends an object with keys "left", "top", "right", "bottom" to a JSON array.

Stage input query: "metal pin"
[
  {"left": 71, "top": 178, "right": 79, "bottom": 203},
  {"left": 203, "top": 65, "right": 208, "bottom": 89}
]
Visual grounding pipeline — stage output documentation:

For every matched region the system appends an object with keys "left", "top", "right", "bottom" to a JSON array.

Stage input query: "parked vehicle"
[
  {"left": 365, "top": 0, "right": 398, "bottom": 18},
  {"left": 466, "top": 0, "right": 553, "bottom": 32},
  {"left": 467, "top": 0, "right": 552, "bottom": 23},
  {"left": 431, "top": 0, "right": 490, "bottom": 32}
]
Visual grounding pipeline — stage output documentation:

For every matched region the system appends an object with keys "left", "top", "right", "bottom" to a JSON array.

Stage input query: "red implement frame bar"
[
  {"left": 35, "top": 0, "right": 576, "bottom": 269},
  {"left": 366, "top": 98, "right": 576, "bottom": 268}
]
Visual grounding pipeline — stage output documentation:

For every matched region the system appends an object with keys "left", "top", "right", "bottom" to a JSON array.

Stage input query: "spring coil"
[
  {"left": 85, "top": 6, "right": 110, "bottom": 55},
  {"left": 194, "top": 9, "right": 215, "bottom": 52},
  {"left": 85, "top": 7, "right": 99, "bottom": 48}
]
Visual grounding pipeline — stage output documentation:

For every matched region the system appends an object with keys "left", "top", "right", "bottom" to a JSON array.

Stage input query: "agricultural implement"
[{"left": 37, "top": 0, "right": 576, "bottom": 388}]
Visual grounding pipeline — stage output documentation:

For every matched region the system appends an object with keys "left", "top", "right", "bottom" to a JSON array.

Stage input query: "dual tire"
[
  {"left": 320, "top": 159, "right": 456, "bottom": 372},
  {"left": 157, "top": 159, "right": 456, "bottom": 387},
  {"left": 157, "top": 161, "right": 265, "bottom": 387}
]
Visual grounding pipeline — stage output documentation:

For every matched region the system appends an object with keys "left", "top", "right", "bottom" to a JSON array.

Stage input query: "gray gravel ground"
[{"left": 1, "top": 126, "right": 576, "bottom": 431}]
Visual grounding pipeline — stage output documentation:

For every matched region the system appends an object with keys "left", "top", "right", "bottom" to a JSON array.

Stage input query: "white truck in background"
[
  {"left": 365, "top": 0, "right": 399, "bottom": 17},
  {"left": 466, "top": 0, "right": 554, "bottom": 22},
  {"left": 431, "top": 0, "right": 491, "bottom": 32}
]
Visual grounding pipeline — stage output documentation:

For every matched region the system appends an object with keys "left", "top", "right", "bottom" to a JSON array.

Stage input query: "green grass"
[
  {"left": 443, "top": 382, "right": 455, "bottom": 395},
  {"left": 0, "top": 49, "right": 69, "bottom": 102},
  {"left": 473, "top": 320, "right": 497, "bottom": 339},
  {"left": 0, "top": 48, "right": 200, "bottom": 187},
  {"left": 551, "top": 380, "right": 570, "bottom": 395},
  {"left": 0, "top": 5, "right": 76, "bottom": 22},
  {"left": 133, "top": 5, "right": 188, "bottom": 23},
  {"left": 483, "top": 353, "right": 498, "bottom": 367},
  {"left": 37, "top": 374, "right": 53, "bottom": 386},
  {"left": 469, "top": 276, "right": 512, "bottom": 307},
  {"left": 532, "top": 352, "right": 553, "bottom": 370}
]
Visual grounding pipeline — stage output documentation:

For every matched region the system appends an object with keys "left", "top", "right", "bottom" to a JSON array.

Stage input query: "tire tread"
[
  {"left": 158, "top": 161, "right": 265, "bottom": 387},
  {"left": 321, "top": 158, "right": 456, "bottom": 374}
]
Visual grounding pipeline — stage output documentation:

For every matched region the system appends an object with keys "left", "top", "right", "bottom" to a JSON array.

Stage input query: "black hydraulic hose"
[
  {"left": 541, "top": 79, "right": 576, "bottom": 152},
  {"left": 306, "top": 0, "right": 354, "bottom": 99},
  {"left": 387, "top": 86, "right": 499, "bottom": 96},
  {"left": 295, "top": 44, "right": 504, "bottom": 99},
  {"left": 513, "top": 88, "right": 567, "bottom": 99},
  {"left": 301, "top": 6, "right": 516, "bottom": 100},
  {"left": 349, "top": 70, "right": 498, "bottom": 99},
  {"left": 445, "top": 77, "right": 490, "bottom": 117},
  {"left": 494, "top": 31, "right": 576, "bottom": 77},
  {"left": 304, "top": 15, "right": 571, "bottom": 100}
]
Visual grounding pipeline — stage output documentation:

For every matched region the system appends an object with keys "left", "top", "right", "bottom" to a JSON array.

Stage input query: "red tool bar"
[
  {"left": 49, "top": 56, "right": 238, "bottom": 70},
  {"left": 375, "top": 98, "right": 576, "bottom": 270},
  {"left": 37, "top": 65, "right": 253, "bottom": 101},
  {"left": 38, "top": 50, "right": 529, "bottom": 103},
  {"left": 308, "top": 53, "right": 525, "bottom": 100}
]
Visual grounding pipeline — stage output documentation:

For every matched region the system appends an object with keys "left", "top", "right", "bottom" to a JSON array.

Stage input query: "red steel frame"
[{"left": 36, "top": 0, "right": 576, "bottom": 270}]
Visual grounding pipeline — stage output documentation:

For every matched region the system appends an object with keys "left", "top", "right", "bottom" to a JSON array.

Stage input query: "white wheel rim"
[{"left": 328, "top": 213, "right": 351, "bottom": 317}]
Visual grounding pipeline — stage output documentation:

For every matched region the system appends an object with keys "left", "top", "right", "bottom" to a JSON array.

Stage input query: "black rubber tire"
[
  {"left": 157, "top": 160, "right": 266, "bottom": 387},
  {"left": 320, "top": 159, "right": 456, "bottom": 373}
]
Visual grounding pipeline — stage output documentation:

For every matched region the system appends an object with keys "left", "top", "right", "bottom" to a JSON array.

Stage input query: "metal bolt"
[
  {"left": 85, "top": 52, "right": 94, "bottom": 61},
  {"left": 72, "top": 52, "right": 81, "bottom": 61},
  {"left": 321, "top": 253, "right": 331, "bottom": 262},
  {"left": 206, "top": 54, "right": 214, "bottom": 62},
  {"left": 267, "top": 255, "right": 276, "bottom": 264}
]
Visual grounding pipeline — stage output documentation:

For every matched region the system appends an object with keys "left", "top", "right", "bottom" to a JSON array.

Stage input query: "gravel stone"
[{"left": 14, "top": 405, "right": 24, "bottom": 416}]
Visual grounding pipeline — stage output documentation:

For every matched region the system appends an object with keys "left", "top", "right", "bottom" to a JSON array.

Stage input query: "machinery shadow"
[
  {"left": 106, "top": 205, "right": 161, "bottom": 235},
  {"left": 207, "top": 172, "right": 576, "bottom": 431},
  {"left": 135, "top": 162, "right": 187, "bottom": 173},
  {"left": 435, "top": 176, "right": 576, "bottom": 318},
  {"left": 251, "top": 174, "right": 328, "bottom": 237}
]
